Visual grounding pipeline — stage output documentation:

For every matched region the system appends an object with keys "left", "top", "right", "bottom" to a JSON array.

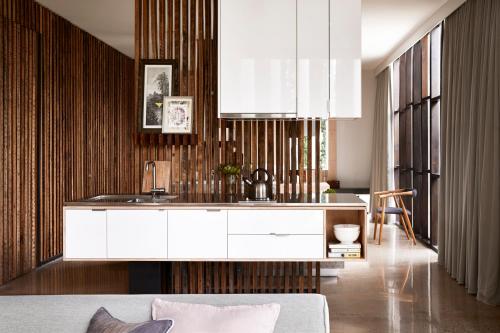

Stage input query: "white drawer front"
[
  {"left": 65, "top": 209, "right": 107, "bottom": 259},
  {"left": 228, "top": 235, "right": 324, "bottom": 259},
  {"left": 168, "top": 209, "right": 228, "bottom": 259},
  {"left": 228, "top": 210, "right": 324, "bottom": 235},
  {"left": 107, "top": 210, "right": 168, "bottom": 259}
]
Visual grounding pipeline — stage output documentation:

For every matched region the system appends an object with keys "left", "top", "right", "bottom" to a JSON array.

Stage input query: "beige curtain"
[
  {"left": 439, "top": 0, "right": 500, "bottom": 304},
  {"left": 369, "top": 68, "right": 394, "bottom": 215}
]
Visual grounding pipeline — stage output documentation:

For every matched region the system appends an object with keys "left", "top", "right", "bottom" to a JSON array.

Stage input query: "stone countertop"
[{"left": 64, "top": 193, "right": 367, "bottom": 208}]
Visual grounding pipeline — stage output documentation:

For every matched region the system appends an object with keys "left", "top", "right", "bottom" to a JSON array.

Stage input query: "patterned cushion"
[{"left": 86, "top": 307, "right": 172, "bottom": 333}]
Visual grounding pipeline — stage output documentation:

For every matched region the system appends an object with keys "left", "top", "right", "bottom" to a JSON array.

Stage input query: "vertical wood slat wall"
[
  {"left": 0, "top": 16, "right": 38, "bottom": 285},
  {"left": 136, "top": 0, "right": 323, "bottom": 293},
  {"left": 135, "top": 0, "right": 323, "bottom": 194},
  {"left": 0, "top": 0, "right": 135, "bottom": 284},
  {"left": 169, "top": 262, "right": 321, "bottom": 294}
]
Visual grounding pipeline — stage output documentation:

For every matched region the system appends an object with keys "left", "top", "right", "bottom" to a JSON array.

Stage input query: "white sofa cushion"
[{"left": 152, "top": 299, "right": 280, "bottom": 333}]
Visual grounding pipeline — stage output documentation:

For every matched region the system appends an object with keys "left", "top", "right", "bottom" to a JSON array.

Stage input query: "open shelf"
[{"left": 324, "top": 209, "right": 367, "bottom": 261}]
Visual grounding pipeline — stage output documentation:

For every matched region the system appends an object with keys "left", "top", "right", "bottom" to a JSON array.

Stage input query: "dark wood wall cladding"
[
  {"left": 37, "top": 11, "right": 135, "bottom": 262},
  {"left": 0, "top": 16, "right": 38, "bottom": 285},
  {"left": 134, "top": 0, "right": 323, "bottom": 194},
  {"left": 0, "top": 0, "right": 135, "bottom": 284}
]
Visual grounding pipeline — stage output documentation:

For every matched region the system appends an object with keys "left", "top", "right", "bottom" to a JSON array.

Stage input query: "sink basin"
[
  {"left": 84, "top": 194, "right": 178, "bottom": 203},
  {"left": 127, "top": 198, "right": 145, "bottom": 203}
]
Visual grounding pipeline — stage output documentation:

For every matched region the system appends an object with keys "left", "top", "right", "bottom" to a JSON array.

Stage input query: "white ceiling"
[{"left": 36, "top": 0, "right": 450, "bottom": 70}]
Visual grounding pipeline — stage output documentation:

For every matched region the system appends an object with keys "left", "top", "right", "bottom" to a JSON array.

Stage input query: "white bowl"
[{"left": 333, "top": 224, "right": 360, "bottom": 244}]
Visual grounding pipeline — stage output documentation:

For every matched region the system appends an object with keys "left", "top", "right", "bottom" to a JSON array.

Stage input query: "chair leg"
[
  {"left": 378, "top": 200, "right": 386, "bottom": 245},
  {"left": 399, "top": 198, "right": 417, "bottom": 245},
  {"left": 394, "top": 199, "right": 410, "bottom": 240},
  {"left": 399, "top": 214, "right": 411, "bottom": 240},
  {"left": 373, "top": 213, "right": 379, "bottom": 240}
]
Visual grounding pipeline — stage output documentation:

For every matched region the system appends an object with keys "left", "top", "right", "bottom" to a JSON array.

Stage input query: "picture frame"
[
  {"left": 162, "top": 96, "right": 194, "bottom": 134},
  {"left": 138, "top": 59, "right": 179, "bottom": 133}
]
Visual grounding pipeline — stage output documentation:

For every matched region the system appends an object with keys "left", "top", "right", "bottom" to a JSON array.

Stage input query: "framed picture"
[
  {"left": 138, "top": 59, "right": 179, "bottom": 132},
  {"left": 162, "top": 96, "right": 194, "bottom": 134}
]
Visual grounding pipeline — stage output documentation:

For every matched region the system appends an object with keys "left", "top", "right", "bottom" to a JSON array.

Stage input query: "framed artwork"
[
  {"left": 138, "top": 59, "right": 179, "bottom": 132},
  {"left": 162, "top": 96, "right": 194, "bottom": 134}
]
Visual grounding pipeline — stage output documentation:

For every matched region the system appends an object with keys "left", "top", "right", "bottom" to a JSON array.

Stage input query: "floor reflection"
[
  {"left": 0, "top": 261, "right": 128, "bottom": 295},
  {"left": 323, "top": 224, "right": 500, "bottom": 332}
]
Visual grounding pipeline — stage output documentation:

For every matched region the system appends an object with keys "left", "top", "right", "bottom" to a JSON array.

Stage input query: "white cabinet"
[
  {"left": 107, "top": 210, "right": 168, "bottom": 259},
  {"left": 219, "top": 0, "right": 297, "bottom": 118},
  {"left": 297, "top": 0, "right": 330, "bottom": 119},
  {"left": 168, "top": 209, "right": 228, "bottom": 259},
  {"left": 228, "top": 235, "right": 324, "bottom": 259},
  {"left": 228, "top": 210, "right": 324, "bottom": 235},
  {"left": 219, "top": 0, "right": 361, "bottom": 119},
  {"left": 64, "top": 207, "right": 328, "bottom": 261},
  {"left": 64, "top": 209, "right": 107, "bottom": 259},
  {"left": 329, "top": 0, "right": 361, "bottom": 118},
  {"left": 227, "top": 209, "right": 324, "bottom": 259}
]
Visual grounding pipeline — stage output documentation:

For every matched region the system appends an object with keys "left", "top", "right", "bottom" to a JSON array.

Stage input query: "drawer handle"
[
  {"left": 91, "top": 209, "right": 106, "bottom": 212},
  {"left": 206, "top": 209, "right": 221, "bottom": 212},
  {"left": 269, "top": 233, "right": 291, "bottom": 237}
]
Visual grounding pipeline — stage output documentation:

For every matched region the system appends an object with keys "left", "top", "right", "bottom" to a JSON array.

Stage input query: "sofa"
[{"left": 0, "top": 293, "right": 330, "bottom": 333}]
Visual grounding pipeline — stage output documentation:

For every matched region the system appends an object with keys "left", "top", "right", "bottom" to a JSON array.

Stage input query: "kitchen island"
[
  {"left": 64, "top": 193, "right": 367, "bottom": 262},
  {"left": 64, "top": 193, "right": 367, "bottom": 293}
]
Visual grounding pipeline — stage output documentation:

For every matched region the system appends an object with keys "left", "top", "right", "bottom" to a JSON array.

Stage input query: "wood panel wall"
[
  {"left": 134, "top": 0, "right": 324, "bottom": 195},
  {"left": 0, "top": 16, "right": 38, "bottom": 285},
  {"left": 0, "top": 0, "right": 135, "bottom": 285}
]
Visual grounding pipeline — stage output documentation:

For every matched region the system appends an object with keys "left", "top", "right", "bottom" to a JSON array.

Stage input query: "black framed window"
[{"left": 392, "top": 24, "right": 442, "bottom": 248}]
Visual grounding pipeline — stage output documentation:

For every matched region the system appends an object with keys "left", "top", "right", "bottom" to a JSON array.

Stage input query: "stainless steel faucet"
[{"left": 145, "top": 161, "right": 166, "bottom": 199}]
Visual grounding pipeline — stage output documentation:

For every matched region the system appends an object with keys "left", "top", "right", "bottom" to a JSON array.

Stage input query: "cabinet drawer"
[
  {"left": 168, "top": 209, "right": 228, "bottom": 259},
  {"left": 64, "top": 209, "right": 107, "bottom": 259},
  {"left": 107, "top": 210, "right": 168, "bottom": 259},
  {"left": 228, "top": 210, "right": 323, "bottom": 235},
  {"left": 228, "top": 235, "right": 324, "bottom": 259}
]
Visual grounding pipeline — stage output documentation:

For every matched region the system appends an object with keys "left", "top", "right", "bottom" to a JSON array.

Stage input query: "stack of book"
[{"left": 328, "top": 242, "right": 361, "bottom": 258}]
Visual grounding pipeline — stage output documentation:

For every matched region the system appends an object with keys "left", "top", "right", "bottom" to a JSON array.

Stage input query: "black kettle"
[{"left": 243, "top": 168, "right": 273, "bottom": 200}]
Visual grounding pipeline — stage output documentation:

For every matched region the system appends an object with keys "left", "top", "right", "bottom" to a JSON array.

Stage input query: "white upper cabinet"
[
  {"left": 219, "top": 0, "right": 361, "bottom": 119},
  {"left": 329, "top": 0, "right": 362, "bottom": 118},
  {"left": 297, "top": 0, "right": 330, "bottom": 119},
  {"left": 219, "top": 0, "right": 297, "bottom": 118}
]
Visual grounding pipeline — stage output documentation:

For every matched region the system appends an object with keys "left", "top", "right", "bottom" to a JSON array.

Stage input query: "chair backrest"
[{"left": 405, "top": 188, "right": 417, "bottom": 198}]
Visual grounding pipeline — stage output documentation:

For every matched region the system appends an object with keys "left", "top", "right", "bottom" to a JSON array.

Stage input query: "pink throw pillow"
[{"left": 152, "top": 299, "right": 280, "bottom": 333}]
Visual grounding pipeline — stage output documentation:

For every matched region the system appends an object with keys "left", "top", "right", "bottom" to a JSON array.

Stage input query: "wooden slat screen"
[
  {"left": 135, "top": 0, "right": 324, "bottom": 294},
  {"left": 0, "top": 16, "right": 38, "bottom": 285},
  {"left": 135, "top": 0, "right": 323, "bottom": 195},
  {"left": 168, "top": 262, "right": 320, "bottom": 294},
  {"left": 1, "top": 0, "right": 135, "bottom": 284}
]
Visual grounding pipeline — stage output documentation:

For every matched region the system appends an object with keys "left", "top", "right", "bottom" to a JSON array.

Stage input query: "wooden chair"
[{"left": 372, "top": 189, "right": 417, "bottom": 245}]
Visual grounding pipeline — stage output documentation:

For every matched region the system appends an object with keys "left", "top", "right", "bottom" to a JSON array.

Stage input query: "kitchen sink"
[{"left": 85, "top": 194, "right": 178, "bottom": 203}]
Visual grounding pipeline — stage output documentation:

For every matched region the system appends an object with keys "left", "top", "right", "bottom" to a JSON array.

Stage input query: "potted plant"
[{"left": 218, "top": 163, "right": 241, "bottom": 195}]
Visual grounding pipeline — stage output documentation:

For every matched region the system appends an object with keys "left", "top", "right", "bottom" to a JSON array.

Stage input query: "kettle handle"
[{"left": 251, "top": 168, "right": 271, "bottom": 181}]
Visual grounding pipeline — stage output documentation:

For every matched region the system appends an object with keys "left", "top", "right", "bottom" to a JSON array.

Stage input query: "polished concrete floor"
[{"left": 1, "top": 224, "right": 499, "bottom": 332}]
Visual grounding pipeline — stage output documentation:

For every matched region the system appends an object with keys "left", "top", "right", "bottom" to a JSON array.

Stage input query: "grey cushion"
[
  {"left": 87, "top": 307, "right": 172, "bottom": 333},
  {"left": 0, "top": 294, "right": 329, "bottom": 333},
  {"left": 377, "top": 206, "right": 412, "bottom": 215}
]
